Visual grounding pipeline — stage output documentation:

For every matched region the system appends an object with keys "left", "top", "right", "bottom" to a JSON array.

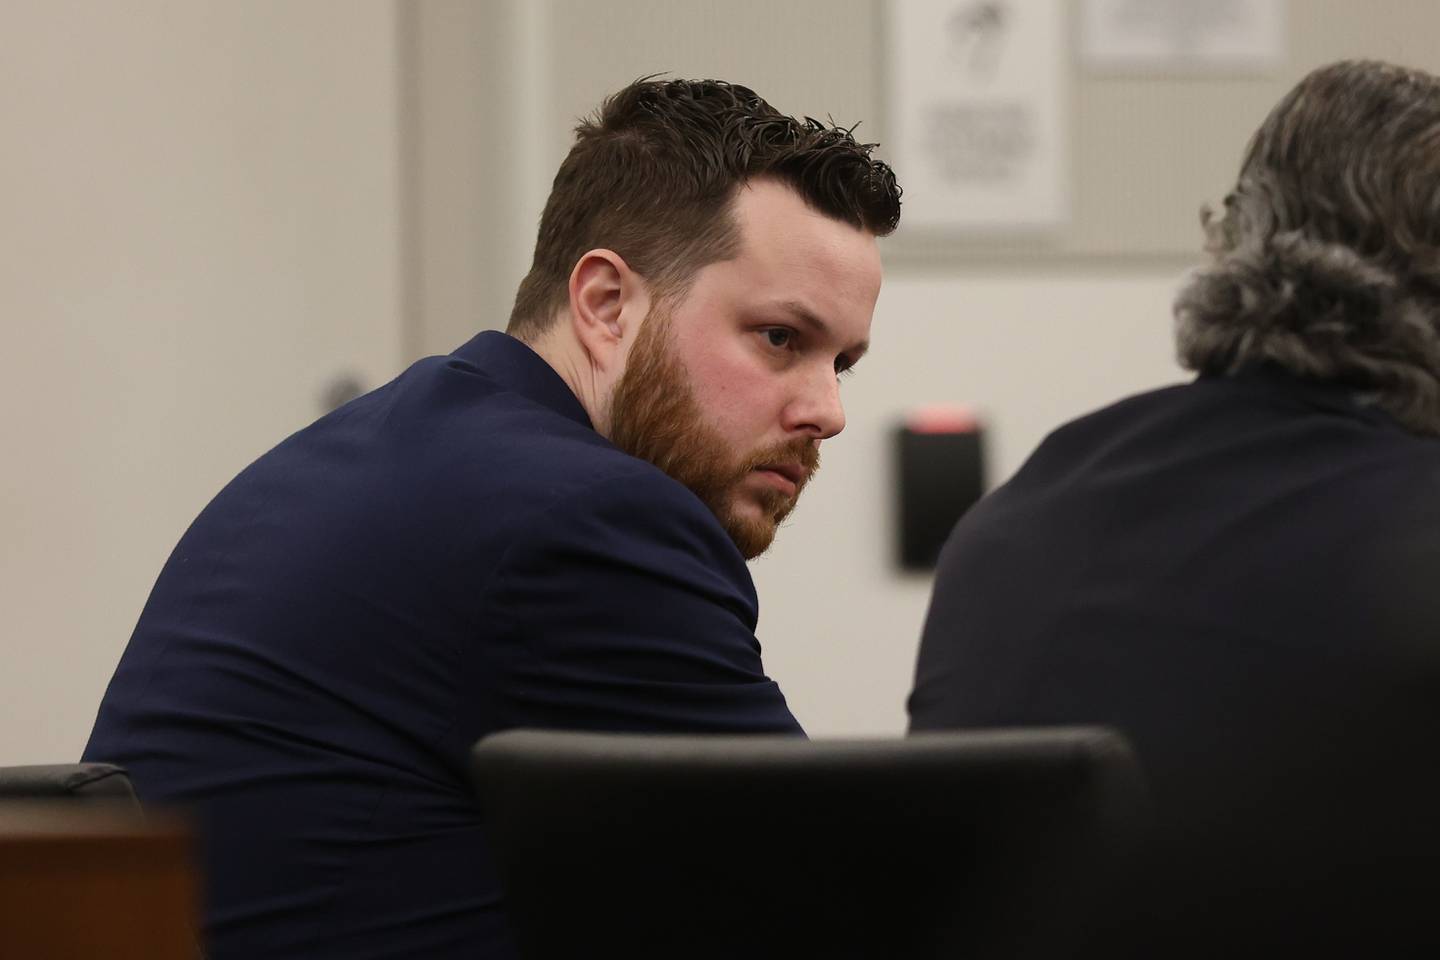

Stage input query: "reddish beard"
[{"left": 606, "top": 305, "right": 820, "bottom": 559}]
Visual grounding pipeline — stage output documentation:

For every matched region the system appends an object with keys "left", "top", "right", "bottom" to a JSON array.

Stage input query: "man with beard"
[{"left": 83, "top": 78, "right": 900, "bottom": 959}]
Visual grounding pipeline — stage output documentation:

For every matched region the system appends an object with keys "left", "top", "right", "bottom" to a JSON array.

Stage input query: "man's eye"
[{"left": 764, "top": 328, "right": 792, "bottom": 348}]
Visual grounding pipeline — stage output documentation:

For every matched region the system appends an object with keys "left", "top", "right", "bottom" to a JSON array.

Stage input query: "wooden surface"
[{"left": 0, "top": 803, "right": 199, "bottom": 960}]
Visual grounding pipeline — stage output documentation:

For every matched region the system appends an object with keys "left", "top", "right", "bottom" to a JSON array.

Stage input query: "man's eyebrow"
[{"left": 773, "top": 300, "right": 869, "bottom": 359}]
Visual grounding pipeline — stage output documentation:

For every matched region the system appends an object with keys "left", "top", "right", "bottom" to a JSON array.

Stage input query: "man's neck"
[{"left": 522, "top": 324, "right": 610, "bottom": 436}]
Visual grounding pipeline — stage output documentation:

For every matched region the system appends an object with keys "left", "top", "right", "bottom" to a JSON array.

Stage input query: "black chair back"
[
  {"left": 0, "top": 763, "right": 139, "bottom": 806},
  {"left": 472, "top": 727, "right": 1148, "bottom": 960}
]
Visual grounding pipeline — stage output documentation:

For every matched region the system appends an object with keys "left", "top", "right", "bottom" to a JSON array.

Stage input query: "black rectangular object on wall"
[{"left": 895, "top": 424, "right": 986, "bottom": 571}]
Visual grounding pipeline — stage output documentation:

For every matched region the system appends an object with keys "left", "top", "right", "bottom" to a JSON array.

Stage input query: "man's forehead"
[
  {"left": 730, "top": 179, "right": 846, "bottom": 241},
  {"left": 727, "top": 184, "right": 880, "bottom": 281}
]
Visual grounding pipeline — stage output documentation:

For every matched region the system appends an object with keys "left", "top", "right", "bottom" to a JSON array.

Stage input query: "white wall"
[{"left": 0, "top": 0, "right": 403, "bottom": 763}]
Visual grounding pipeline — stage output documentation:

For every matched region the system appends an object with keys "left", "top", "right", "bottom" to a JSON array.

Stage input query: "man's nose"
[{"left": 785, "top": 368, "right": 846, "bottom": 440}]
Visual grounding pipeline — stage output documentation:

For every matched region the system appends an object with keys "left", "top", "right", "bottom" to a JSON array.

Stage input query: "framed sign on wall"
[
  {"left": 1080, "top": 0, "right": 1287, "bottom": 74},
  {"left": 885, "top": 0, "right": 1069, "bottom": 233}
]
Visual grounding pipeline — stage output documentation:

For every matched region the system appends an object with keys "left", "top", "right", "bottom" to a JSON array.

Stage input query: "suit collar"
[{"left": 451, "top": 331, "right": 594, "bottom": 430}]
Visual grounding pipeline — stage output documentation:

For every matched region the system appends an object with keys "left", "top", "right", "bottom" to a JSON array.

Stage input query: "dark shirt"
[
  {"left": 911, "top": 370, "right": 1440, "bottom": 952},
  {"left": 85, "top": 332, "right": 801, "bottom": 959}
]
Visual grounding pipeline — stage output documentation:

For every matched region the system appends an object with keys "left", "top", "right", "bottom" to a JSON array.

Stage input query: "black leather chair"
[
  {"left": 0, "top": 763, "right": 140, "bottom": 806},
  {"left": 472, "top": 727, "right": 1149, "bottom": 960}
]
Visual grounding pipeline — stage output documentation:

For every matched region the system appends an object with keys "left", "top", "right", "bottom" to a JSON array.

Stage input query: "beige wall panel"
[{"left": 0, "top": 0, "right": 402, "bottom": 763}]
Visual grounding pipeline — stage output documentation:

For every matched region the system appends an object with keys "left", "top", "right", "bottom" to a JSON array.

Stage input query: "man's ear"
[{"left": 567, "top": 249, "right": 651, "bottom": 373}]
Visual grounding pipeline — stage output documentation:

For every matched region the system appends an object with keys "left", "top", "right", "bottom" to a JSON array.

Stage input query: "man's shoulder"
[
  {"left": 966, "top": 382, "right": 1188, "bottom": 509},
  {"left": 302, "top": 349, "right": 700, "bottom": 504},
  {"left": 1033, "top": 381, "right": 1194, "bottom": 451},
  {"left": 966, "top": 376, "right": 1440, "bottom": 554},
  {"left": 499, "top": 447, "right": 751, "bottom": 592},
  {"left": 456, "top": 395, "right": 725, "bottom": 533},
  {"left": 404, "top": 379, "right": 749, "bottom": 584},
  {"left": 202, "top": 352, "right": 736, "bottom": 570}
]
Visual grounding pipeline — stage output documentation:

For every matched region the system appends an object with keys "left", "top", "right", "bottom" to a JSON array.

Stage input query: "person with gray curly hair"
[
  {"left": 910, "top": 59, "right": 1440, "bottom": 954},
  {"left": 1177, "top": 59, "right": 1440, "bottom": 432}
]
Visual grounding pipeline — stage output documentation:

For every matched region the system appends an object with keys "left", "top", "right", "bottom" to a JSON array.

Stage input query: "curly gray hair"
[{"left": 1174, "top": 59, "right": 1440, "bottom": 434}]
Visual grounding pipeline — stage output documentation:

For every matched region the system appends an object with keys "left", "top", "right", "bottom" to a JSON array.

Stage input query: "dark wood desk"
[{"left": 0, "top": 802, "right": 198, "bottom": 959}]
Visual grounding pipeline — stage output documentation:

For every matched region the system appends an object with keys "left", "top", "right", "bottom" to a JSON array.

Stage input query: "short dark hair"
[
  {"left": 1175, "top": 59, "right": 1440, "bottom": 434},
  {"left": 505, "top": 77, "right": 902, "bottom": 341}
]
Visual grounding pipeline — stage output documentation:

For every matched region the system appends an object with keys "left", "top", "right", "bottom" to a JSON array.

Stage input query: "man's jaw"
[{"left": 717, "top": 450, "right": 816, "bottom": 560}]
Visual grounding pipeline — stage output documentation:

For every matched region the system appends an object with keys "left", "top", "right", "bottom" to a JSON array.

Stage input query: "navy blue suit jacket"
[
  {"left": 910, "top": 370, "right": 1440, "bottom": 952},
  {"left": 84, "top": 332, "right": 801, "bottom": 958}
]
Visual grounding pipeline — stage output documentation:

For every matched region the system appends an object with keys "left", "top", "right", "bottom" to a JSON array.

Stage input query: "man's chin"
[
  {"left": 723, "top": 514, "right": 778, "bottom": 560},
  {"left": 719, "top": 492, "right": 795, "bottom": 560}
]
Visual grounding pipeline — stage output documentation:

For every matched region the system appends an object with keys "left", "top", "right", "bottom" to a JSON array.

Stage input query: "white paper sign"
[
  {"left": 886, "top": 0, "right": 1068, "bottom": 232},
  {"left": 1081, "top": 0, "right": 1286, "bottom": 72}
]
